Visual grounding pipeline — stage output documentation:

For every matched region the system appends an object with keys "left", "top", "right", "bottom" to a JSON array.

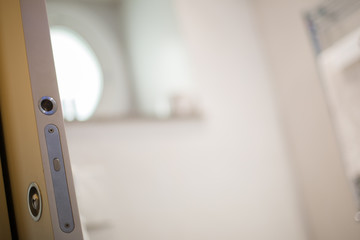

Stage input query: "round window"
[{"left": 50, "top": 26, "right": 103, "bottom": 121}]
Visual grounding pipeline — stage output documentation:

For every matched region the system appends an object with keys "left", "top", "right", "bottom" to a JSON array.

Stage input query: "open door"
[{"left": 0, "top": 0, "right": 83, "bottom": 239}]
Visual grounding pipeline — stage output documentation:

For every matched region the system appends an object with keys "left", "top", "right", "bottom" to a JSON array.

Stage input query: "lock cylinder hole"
[{"left": 27, "top": 183, "right": 42, "bottom": 221}]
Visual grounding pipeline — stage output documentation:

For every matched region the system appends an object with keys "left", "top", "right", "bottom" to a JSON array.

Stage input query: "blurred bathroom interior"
[{"left": 46, "top": 0, "right": 360, "bottom": 239}]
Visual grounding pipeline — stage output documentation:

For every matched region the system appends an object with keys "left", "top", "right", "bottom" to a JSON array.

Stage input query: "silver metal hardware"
[
  {"left": 39, "top": 96, "right": 57, "bottom": 115},
  {"left": 45, "top": 124, "right": 75, "bottom": 233},
  {"left": 27, "top": 182, "right": 42, "bottom": 221}
]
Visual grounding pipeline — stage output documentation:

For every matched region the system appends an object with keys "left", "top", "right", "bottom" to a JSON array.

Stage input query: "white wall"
[
  {"left": 252, "top": 0, "right": 360, "bottom": 239},
  {"left": 65, "top": 0, "right": 306, "bottom": 239}
]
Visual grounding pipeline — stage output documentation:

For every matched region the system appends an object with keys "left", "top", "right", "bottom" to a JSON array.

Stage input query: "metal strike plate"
[{"left": 44, "top": 124, "right": 74, "bottom": 233}]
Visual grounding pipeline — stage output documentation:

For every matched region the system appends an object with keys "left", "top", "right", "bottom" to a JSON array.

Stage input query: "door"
[{"left": 0, "top": 0, "right": 83, "bottom": 239}]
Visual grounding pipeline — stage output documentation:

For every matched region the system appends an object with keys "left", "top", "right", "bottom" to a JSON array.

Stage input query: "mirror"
[{"left": 47, "top": 0, "right": 201, "bottom": 121}]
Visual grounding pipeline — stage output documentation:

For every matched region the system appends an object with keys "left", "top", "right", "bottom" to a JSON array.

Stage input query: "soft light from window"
[{"left": 50, "top": 26, "right": 103, "bottom": 121}]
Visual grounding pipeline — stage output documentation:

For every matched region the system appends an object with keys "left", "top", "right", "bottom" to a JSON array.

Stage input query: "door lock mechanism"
[{"left": 27, "top": 182, "right": 42, "bottom": 221}]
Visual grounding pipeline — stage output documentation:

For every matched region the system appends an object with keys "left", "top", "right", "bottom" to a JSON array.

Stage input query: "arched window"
[{"left": 50, "top": 26, "right": 103, "bottom": 121}]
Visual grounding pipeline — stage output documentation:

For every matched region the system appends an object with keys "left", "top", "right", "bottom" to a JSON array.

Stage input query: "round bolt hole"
[
  {"left": 64, "top": 223, "right": 70, "bottom": 229},
  {"left": 41, "top": 99, "right": 53, "bottom": 112},
  {"left": 48, "top": 128, "right": 54, "bottom": 134},
  {"left": 39, "top": 96, "right": 57, "bottom": 115}
]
